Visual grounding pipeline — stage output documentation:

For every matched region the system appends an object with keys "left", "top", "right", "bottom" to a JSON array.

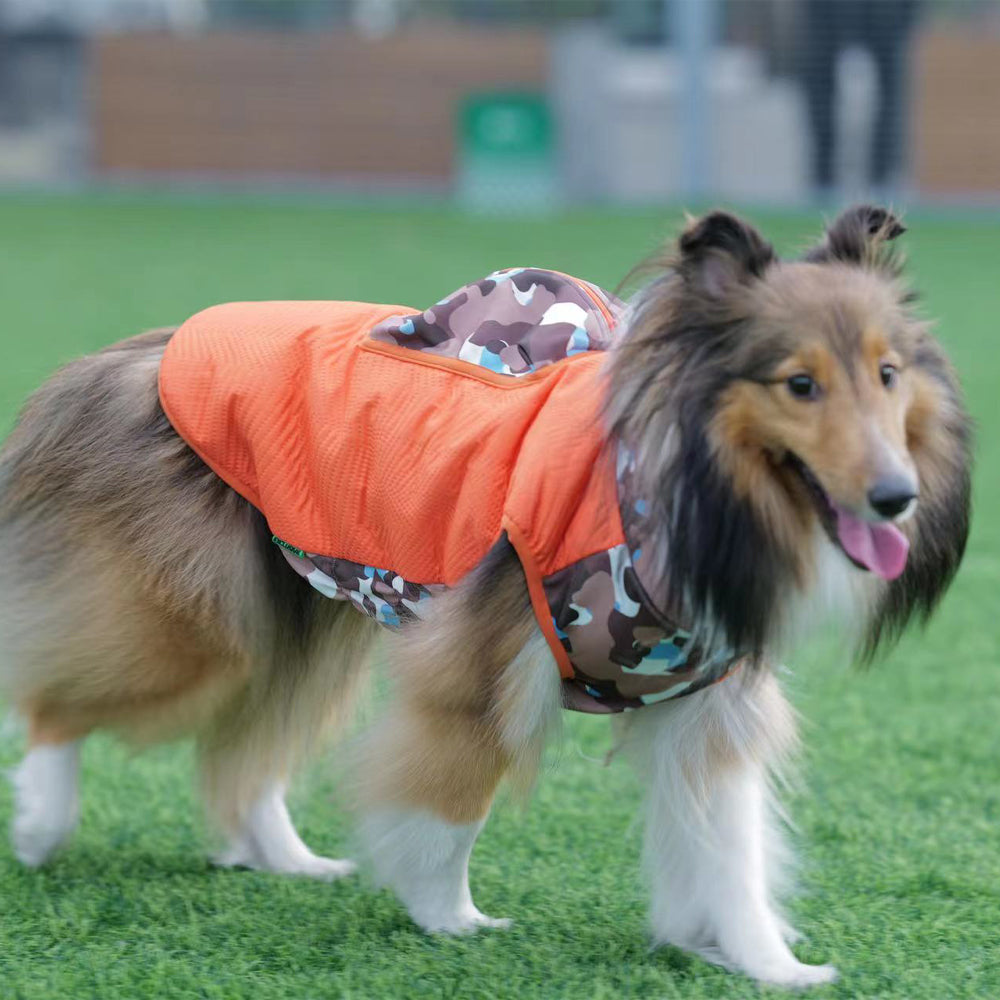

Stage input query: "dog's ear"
[
  {"left": 676, "top": 211, "right": 775, "bottom": 299},
  {"left": 804, "top": 204, "right": 906, "bottom": 271}
]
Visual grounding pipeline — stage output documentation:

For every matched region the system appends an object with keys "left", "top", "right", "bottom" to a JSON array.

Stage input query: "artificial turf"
[{"left": 0, "top": 193, "right": 997, "bottom": 999}]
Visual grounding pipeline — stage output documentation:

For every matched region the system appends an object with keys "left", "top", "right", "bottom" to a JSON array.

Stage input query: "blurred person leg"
[
  {"left": 866, "top": 0, "right": 919, "bottom": 192},
  {"left": 0, "top": 29, "right": 28, "bottom": 127},
  {"left": 803, "top": 0, "right": 842, "bottom": 194}
]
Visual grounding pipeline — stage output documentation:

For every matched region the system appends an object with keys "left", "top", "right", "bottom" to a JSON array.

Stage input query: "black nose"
[{"left": 868, "top": 479, "right": 917, "bottom": 519}]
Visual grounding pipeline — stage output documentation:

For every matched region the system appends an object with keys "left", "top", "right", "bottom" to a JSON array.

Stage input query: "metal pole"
[{"left": 668, "top": 0, "right": 716, "bottom": 200}]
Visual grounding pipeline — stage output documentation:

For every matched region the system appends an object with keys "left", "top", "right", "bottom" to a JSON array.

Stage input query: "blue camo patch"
[
  {"left": 479, "top": 348, "right": 507, "bottom": 373},
  {"left": 566, "top": 327, "right": 590, "bottom": 355},
  {"left": 487, "top": 267, "right": 525, "bottom": 284},
  {"left": 645, "top": 639, "right": 688, "bottom": 668},
  {"left": 379, "top": 605, "right": 402, "bottom": 629}
]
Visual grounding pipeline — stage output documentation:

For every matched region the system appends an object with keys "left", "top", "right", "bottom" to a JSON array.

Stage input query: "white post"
[{"left": 668, "top": 0, "right": 717, "bottom": 200}]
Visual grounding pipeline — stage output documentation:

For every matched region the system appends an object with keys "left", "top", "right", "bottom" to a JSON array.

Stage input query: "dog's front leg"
[
  {"left": 355, "top": 696, "right": 511, "bottom": 934},
  {"left": 359, "top": 805, "right": 506, "bottom": 934},
  {"left": 622, "top": 672, "right": 837, "bottom": 988},
  {"left": 354, "top": 537, "right": 559, "bottom": 935},
  {"left": 356, "top": 625, "right": 559, "bottom": 935}
]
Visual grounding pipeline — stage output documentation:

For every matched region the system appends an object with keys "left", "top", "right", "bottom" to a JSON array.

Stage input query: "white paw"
[
  {"left": 746, "top": 960, "right": 838, "bottom": 989},
  {"left": 212, "top": 841, "right": 356, "bottom": 880},
  {"left": 211, "top": 838, "right": 256, "bottom": 870},
  {"left": 466, "top": 909, "right": 512, "bottom": 932},
  {"left": 11, "top": 811, "right": 74, "bottom": 867},
  {"left": 419, "top": 906, "right": 512, "bottom": 935},
  {"left": 781, "top": 922, "right": 806, "bottom": 945},
  {"left": 10, "top": 771, "right": 79, "bottom": 867},
  {"left": 275, "top": 855, "right": 357, "bottom": 880},
  {"left": 681, "top": 939, "right": 837, "bottom": 990}
]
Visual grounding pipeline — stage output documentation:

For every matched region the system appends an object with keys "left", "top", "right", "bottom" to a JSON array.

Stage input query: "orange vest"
[{"left": 159, "top": 269, "right": 738, "bottom": 712}]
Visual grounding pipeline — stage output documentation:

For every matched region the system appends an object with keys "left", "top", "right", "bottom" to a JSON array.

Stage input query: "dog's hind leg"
[
  {"left": 200, "top": 603, "right": 375, "bottom": 881},
  {"left": 619, "top": 670, "right": 837, "bottom": 988},
  {"left": 10, "top": 717, "right": 86, "bottom": 867}
]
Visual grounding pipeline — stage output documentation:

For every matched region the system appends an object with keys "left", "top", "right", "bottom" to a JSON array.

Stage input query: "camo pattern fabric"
[
  {"left": 271, "top": 270, "right": 741, "bottom": 714},
  {"left": 369, "top": 267, "right": 623, "bottom": 375},
  {"left": 278, "top": 546, "right": 444, "bottom": 628},
  {"left": 544, "top": 444, "right": 744, "bottom": 713}
]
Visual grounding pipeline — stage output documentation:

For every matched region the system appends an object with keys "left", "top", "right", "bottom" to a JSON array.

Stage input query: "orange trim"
[
  {"left": 359, "top": 336, "right": 595, "bottom": 388},
  {"left": 503, "top": 517, "right": 575, "bottom": 680}
]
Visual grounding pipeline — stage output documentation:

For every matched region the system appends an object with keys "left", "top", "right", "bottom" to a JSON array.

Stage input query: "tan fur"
[
  {"left": 350, "top": 542, "right": 541, "bottom": 825},
  {"left": 904, "top": 367, "right": 965, "bottom": 502},
  {"left": 708, "top": 262, "right": 928, "bottom": 578},
  {"left": 0, "top": 331, "right": 381, "bottom": 833},
  {"left": 0, "top": 328, "right": 543, "bottom": 835}
]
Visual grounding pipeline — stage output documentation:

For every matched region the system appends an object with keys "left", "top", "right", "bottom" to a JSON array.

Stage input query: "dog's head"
[{"left": 610, "top": 206, "right": 972, "bottom": 659}]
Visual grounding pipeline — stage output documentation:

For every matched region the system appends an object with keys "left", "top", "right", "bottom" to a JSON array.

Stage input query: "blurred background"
[
  {"left": 1, "top": 0, "right": 999, "bottom": 208},
  {"left": 1, "top": 8, "right": 1000, "bottom": 999}
]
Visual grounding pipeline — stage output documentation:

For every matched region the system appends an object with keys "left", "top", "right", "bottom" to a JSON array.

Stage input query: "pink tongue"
[{"left": 834, "top": 505, "right": 910, "bottom": 580}]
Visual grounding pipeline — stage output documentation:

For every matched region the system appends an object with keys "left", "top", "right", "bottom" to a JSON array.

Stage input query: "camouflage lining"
[
  {"left": 272, "top": 268, "right": 742, "bottom": 713},
  {"left": 544, "top": 444, "right": 744, "bottom": 712},
  {"left": 369, "top": 268, "right": 618, "bottom": 375},
  {"left": 279, "top": 547, "right": 445, "bottom": 628}
]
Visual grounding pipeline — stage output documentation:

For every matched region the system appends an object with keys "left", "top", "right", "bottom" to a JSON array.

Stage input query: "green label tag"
[{"left": 271, "top": 535, "right": 307, "bottom": 559}]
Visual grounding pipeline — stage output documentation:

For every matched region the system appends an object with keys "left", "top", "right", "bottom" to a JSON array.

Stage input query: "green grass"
[{"left": 0, "top": 193, "right": 998, "bottom": 999}]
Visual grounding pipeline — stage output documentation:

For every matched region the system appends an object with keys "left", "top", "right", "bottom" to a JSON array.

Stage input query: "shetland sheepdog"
[{"left": 0, "top": 206, "right": 970, "bottom": 988}]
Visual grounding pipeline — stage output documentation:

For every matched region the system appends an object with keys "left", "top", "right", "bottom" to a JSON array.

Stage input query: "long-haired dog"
[{"left": 0, "top": 207, "right": 971, "bottom": 988}]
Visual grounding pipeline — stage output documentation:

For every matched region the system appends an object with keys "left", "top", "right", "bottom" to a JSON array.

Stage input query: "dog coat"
[{"left": 159, "top": 268, "right": 742, "bottom": 713}]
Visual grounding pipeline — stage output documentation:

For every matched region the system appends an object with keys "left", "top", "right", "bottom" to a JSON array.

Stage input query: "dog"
[{"left": 0, "top": 206, "right": 971, "bottom": 988}]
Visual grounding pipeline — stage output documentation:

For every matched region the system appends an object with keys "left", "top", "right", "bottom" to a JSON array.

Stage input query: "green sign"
[{"left": 458, "top": 92, "right": 557, "bottom": 213}]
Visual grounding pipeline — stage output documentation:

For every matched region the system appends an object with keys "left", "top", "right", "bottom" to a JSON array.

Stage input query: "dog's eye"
[
  {"left": 880, "top": 363, "right": 898, "bottom": 389},
  {"left": 786, "top": 374, "right": 820, "bottom": 400}
]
